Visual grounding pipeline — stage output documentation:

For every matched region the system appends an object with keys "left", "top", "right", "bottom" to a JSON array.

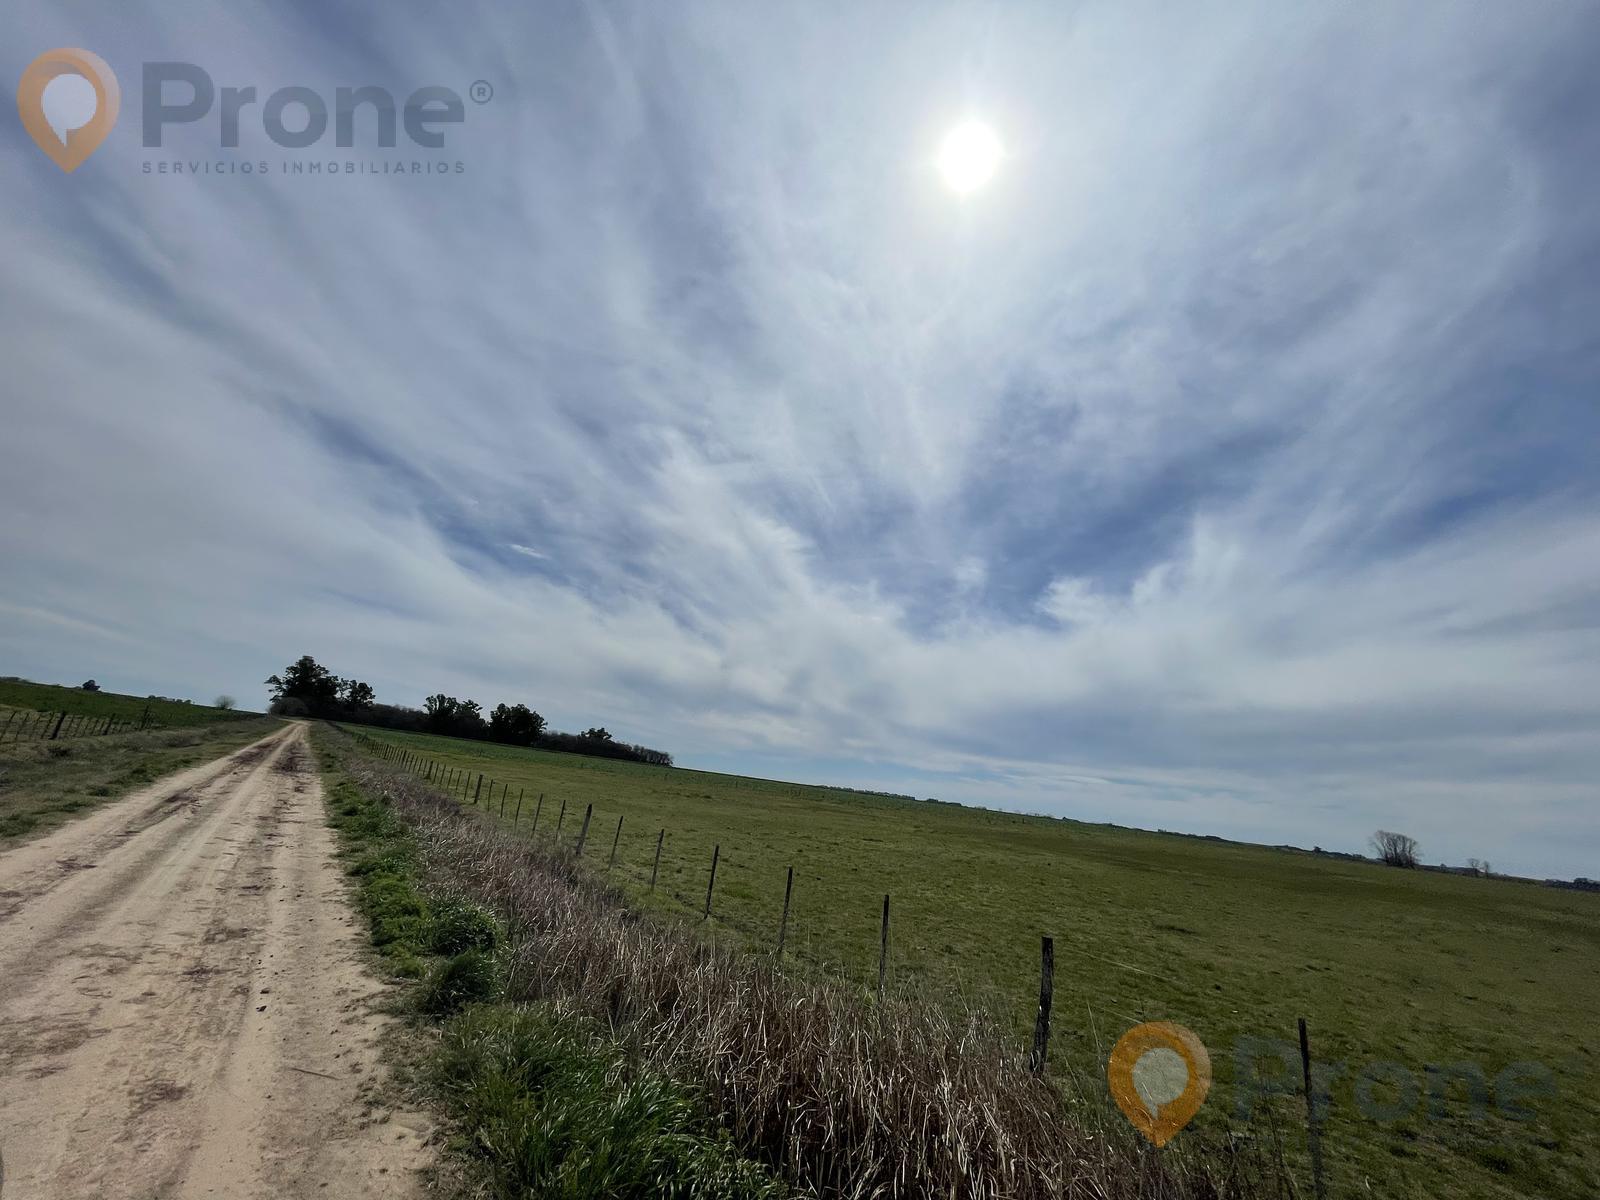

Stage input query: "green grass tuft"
[
  {"left": 435, "top": 1004, "right": 785, "bottom": 1200},
  {"left": 418, "top": 948, "right": 499, "bottom": 1016}
]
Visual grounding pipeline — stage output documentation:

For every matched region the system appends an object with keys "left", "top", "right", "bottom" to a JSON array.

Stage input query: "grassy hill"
[
  {"left": 348, "top": 725, "right": 1596, "bottom": 1200},
  {"left": 0, "top": 677, "right": 259, "bottom": 730}
]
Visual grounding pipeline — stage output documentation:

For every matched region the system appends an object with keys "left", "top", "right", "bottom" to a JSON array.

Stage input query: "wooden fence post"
[
  {"left": 877, "top": 894, "right": 891, "bottom": 1000},
  {"left": 1299, "top": 1017, "right": 1329, "bottom": 1200},
  {"left": 472, "top": 774, "right": 483, "bottom": 806},
  {"left": 608, "top": 814, "right": 624, "bottom": 871},
  {"left": 576, "top": 803, "right": 593, "bottom": 856},
  {"left": 777, "top": 866, "right": 794, "bottom": 957},
  {"left": 532, "top": 793, "right": 545, "bottom": 835},
  {"left": 49, "top": 711, "right": 67, "bottom": 740},
  {"left": 650, "top": 829, "right": 664, "bottom": 890},
  {"left": 500, "top": 785, "right": 508, "bottom": 818},
  {"left": 556, "top": 797, "right": 567, "bottom": 834},
  {"left": 1030, "top": 936, "right": 1054, "bottom": 1075},
  {"left": 703, "top": 844, "right": 720, "bottom": 918},
  {"left": 0, "top": 711, "right": 15, "bottom": 742},
  {"left": 514, "top": 788, "right": 524, "bottom": 825}
]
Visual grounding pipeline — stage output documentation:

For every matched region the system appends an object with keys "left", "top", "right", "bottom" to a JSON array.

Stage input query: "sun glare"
[{"left": 937, "top": 120, "right": 1003, "bottom": 193}]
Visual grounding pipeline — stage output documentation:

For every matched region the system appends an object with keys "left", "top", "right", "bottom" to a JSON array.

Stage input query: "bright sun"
[{"left": 937, "top": 120, "right": 1003, "bottom": 193}]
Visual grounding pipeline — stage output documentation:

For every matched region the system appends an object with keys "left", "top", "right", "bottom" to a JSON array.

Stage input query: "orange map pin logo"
[
  {"left": 17, "top": 48, "right": 120, "bottom": 172},
  {"left": 1107, "top": 1021, "right": 1211, "bottom": 1146}
]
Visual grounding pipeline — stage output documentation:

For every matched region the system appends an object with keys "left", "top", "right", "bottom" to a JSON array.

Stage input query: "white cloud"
[{"left": 2, "top": 0, "right": 1597, "bottom": 878}]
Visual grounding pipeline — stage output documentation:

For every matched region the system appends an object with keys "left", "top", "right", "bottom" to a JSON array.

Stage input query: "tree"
[
  {"left": 1371, "top": 830, "right": 1419, "bottom": 868},
  {"left": 424, "top": 693, "right": 463, "bottom": 734},
  {"left": 581, "top": 726, "right": 613, "bottom": 742},
  {"left": 489, "top": 702, "right": 546, "bottom": 745},
  {"left": 1467, "top": 858, "right": 1492, "bottom": 877},
  {"left": 265, "top": 655, "right": 343, "bottom": 716},
  {"left": 456, "top": 699, "right": 487, "bottom": 737},
  {"left": 214, "top": 694, "right": 237, "bottom": 711},
  {"left": 423, "top": 693, "right": 487, "bottom": 738},
  {"left": 80, "top": 679, "right": 100, "bottom": 692},
  {"left": 342, "top": 680, "right": 375, "bottom": 711}
]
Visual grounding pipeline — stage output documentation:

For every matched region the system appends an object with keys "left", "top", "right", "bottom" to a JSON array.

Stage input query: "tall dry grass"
[{"left": 342, "top": 746, "right": 1289, "bottom": 1200}]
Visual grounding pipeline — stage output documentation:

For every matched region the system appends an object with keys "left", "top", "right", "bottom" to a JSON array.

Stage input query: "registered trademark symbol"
[{"left": 469, "top": 80, "right": 493, "bottom": 104}]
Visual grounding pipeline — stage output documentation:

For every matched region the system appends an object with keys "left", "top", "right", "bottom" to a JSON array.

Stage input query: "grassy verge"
[
  {"left": 0, "top": 717, "right": 281, "bottom": 841},
  {"left": 317, "top": 724, "right": 1286, "bottom": 1200},
  {"left": 313, "top": 727, "right": 787, "bottom": 1199}
]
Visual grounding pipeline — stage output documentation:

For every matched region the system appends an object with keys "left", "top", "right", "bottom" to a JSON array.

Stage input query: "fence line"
[
  {"left": 0, "top": 706, "right": 167, "bottom": 746},
  {"left": 342, "top": 725, "right": 1045, "bottom": 991},
  {"left": 337, "top": 726, "right": 1326, "bottom": 1115}
]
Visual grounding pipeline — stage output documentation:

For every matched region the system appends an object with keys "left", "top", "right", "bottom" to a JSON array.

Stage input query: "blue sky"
[{"left": 4, "top": 2, "right": 1597, "bottom": 878}]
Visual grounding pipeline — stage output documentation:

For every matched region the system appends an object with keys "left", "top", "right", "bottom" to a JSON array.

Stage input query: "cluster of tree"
[
  {"left": 265, "top": 656, "right": 377, "bottom": 719},
  {"left": 264, "top": 655, "right": 672, "bottom": 766},
  {"left": 1370, "top": 829, "right": 1420, "bottom": 868}
]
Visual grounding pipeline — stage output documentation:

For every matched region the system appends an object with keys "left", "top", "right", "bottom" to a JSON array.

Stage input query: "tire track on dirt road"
[{"left": 0, "top": 722, "right": 432, "bottom": 1198}]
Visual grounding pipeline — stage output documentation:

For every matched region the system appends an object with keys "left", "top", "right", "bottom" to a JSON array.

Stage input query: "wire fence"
[
  {"left": 340, "top": 728, "right": 1196, "bottom": 1066},
  {"left": 0, "top": 705, "right": 160, "bottom": 747},
  {"left": 340, "top": 725, "right": 1359, "bottom": 1194}
]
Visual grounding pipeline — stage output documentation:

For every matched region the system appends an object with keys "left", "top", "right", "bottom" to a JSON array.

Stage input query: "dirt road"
[{"left": 0, "top": 722, "right": 431, "bottom": 1198}]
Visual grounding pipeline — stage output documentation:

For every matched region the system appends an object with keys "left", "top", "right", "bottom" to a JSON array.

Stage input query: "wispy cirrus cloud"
[{"left": 3, "top": 1, "right": 1597, "bottom": 877}]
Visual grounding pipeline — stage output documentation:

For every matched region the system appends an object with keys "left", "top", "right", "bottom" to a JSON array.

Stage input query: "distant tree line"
[
  {"left": 264, "top": 654, "right": 672, "bottom": 766},
  {"left": 1546, "top": 877, "right": 1599, "bottom": 893}
]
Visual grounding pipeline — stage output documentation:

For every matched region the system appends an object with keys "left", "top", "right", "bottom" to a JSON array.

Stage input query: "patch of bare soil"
[{"left": 0, "top": 723, "right": 432, "bottom": 1197}]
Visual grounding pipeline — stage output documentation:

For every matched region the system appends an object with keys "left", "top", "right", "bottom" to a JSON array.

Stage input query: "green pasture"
[{"left": 347, "top": 725, "right": 1599, "bottom": 1200}]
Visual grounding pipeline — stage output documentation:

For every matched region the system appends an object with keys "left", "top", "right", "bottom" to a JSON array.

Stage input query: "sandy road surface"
[{"left": 0, "top": 722, "right": 431, "bottom": 1198}]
